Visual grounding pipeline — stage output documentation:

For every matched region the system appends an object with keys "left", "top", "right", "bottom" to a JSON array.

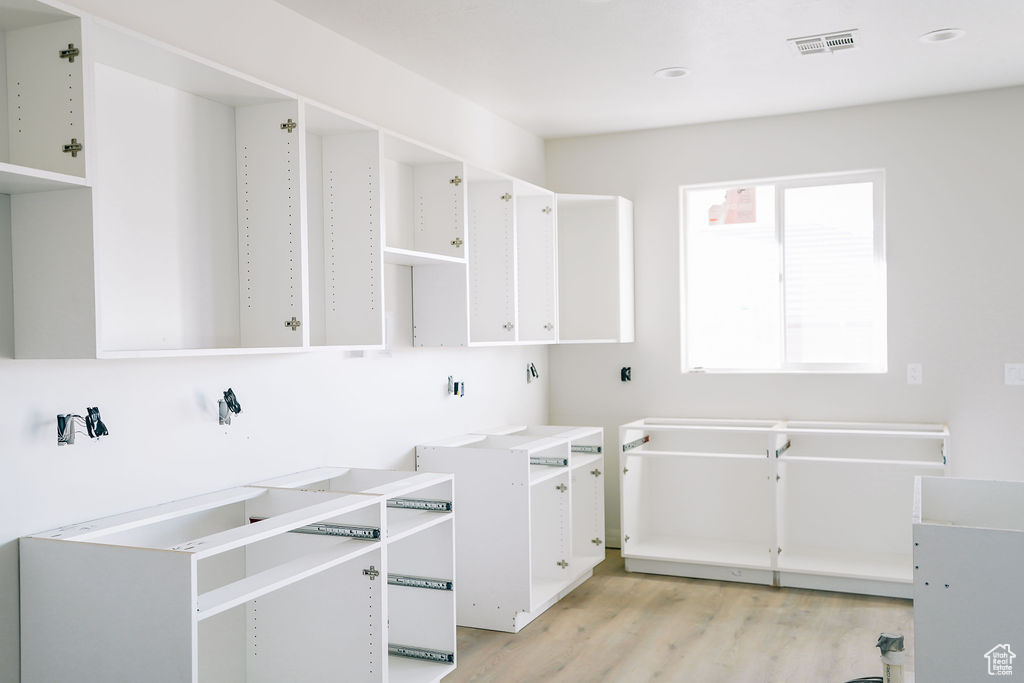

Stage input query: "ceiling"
[{"left": 276, "top": 0, "right": 1024, "bottom": 139}]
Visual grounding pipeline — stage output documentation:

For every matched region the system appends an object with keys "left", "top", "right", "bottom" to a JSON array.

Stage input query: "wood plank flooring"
[{"left": 446, "top": 551, "right": 914, "bottom": 682}]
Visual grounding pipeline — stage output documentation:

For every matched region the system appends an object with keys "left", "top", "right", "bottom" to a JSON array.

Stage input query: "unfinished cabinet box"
[
  {"left": 1, "top": 2, "right": 86, "bottom": 179},
  {"left": 417, "top": 426, "right": 604, "bottom": 632},
  {"left": 555, "top": 194, "right": 634, "bottom": 343},
  {"left": 620, "top": 418, "right": 948, "bottom": 598},
  {"left": 84, "top": 21, "right": 305, "bottom": 358},
  {"left": 467, "top": 170, "right": 557, "bottom": 344},
  {"left": 1, "top": 2, "right": 95, "bottom": 359},
  {"left": 913, "top": 477, "right": 1024, "bottom": 683},
  {"left": 21, "top": 486, "right": 387, "bottom": 682},
  {"left": 379, "top": 133, "right": 469, "bottom": 347},
  {"left": 304, "top": 103, "right": 385, "bottom": 349},
  {"left": 257, "top": 467, "right": 457, "bottom": 683}
]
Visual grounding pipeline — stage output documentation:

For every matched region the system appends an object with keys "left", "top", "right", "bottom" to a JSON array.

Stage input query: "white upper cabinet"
[
  {"left": 1, "top": 3, "right": 85, "bottom": 181},
  {"left": 467, "top": 169, "right": 557, "bottom": 345},
  {"left": 87, "top": 20, "right": 305, "bottom": 357},
  {"left": 304, "top": 103, "right": 384, "bottom": 349},
  {"left": 556, "top": 194, "right": 635, "bottom": 344}
]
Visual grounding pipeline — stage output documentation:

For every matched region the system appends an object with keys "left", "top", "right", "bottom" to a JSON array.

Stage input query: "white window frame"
[{"left": 680, "top": 169, "right": 887, "bottom": 374}]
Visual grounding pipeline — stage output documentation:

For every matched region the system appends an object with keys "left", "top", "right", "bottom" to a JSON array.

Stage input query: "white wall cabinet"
[
  {"left": 913, "top": 476, "right": 1024, "bottom": 683},
  {"left": 257, "top": 467, "right": 457, "bottom": 683},
  {"left": 467, "top": 171, "right": 557, "bottom": 345},
  {"left": 620, "top": 418, "right": 949, "bottom": 598},
  {"left": 417, "top": 425, "right": 604, "bottom": 632},
  {"left": 556, "top": 194, "right": 634, "bottom": 344},
  {"left": 22, "top": 486, "right": 388, "bottom": 682},
  {"left": 3, "top": 3, "right": 635, "bottom": 358}
]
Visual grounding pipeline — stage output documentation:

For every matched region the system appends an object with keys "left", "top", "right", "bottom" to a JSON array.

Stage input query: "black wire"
[{"left": 842, "top": 678, "right": 882, "bottom": 683}]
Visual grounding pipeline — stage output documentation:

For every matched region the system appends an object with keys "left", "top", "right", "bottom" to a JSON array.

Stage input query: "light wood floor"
[{"left": 446, "top": 551, "right": 913, "bottom": 682}]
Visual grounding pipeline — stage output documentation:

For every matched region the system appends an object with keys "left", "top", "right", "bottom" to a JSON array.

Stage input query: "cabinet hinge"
[
  {"left": 59, "top": 43, "right": 80, "bottom": 63},
  {"left": 624, "top": 535, "right": 630, "bottom": 543},
  {"left": 590, "top": 469, "right": 602, "bottom": 477},
  {"left": 543, "top": 323, "right": 554, "bottom": 331},
  {"left": 556, "top": 559, "right": 569, "bottom": 569},
  {"left": 503, "top": 322, "right": 514, "bottom": 331},
  {"left": 285, "top": 316, "right": 301, "bottom": 331},
  {"left": 500, "top": 193, "right": 511, "bottom": 202},
  {"left": 623, "top": 467, "right": 629, "bottom": 475},
  {"left": 542, "top": 206, "right": 552, "bottom": 214},
  {"left": 450, "top": 175, "right": 462, "bottom": 186},
  {"left": 777, "top": 547, "right": 783, "bottom": 555},
  {"left": 555, "top": 483, "right": 567, "bottom": 493},
  {"left": 62, "top": 138, "right": 83, "bottom": 158},
  {"left": 363, "top": 565, "right": 380, "bottom": 580},
  {"left": 592, "top": 538, "right": 603, "bottom": 546},
  {"left": 280, "top": 118, "right": 297, "bottom": 133},
  {"left": 451, "top": 237, "right": 464, "bottom": 248}
]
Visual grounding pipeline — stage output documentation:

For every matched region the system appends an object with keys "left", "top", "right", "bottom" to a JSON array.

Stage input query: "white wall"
[
  {"left": 0, "top": 2, "right": 547, "bottom": 681},
  {"left": 546, "top": 86, "right": 1024, "bottom": 542}
]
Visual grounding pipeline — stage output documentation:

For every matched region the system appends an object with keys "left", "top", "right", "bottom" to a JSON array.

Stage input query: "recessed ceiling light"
[
  {"left": 654, "top": 67, "right": 689, "bottom": 79},
  {"left": 920, "top": 28, "right": 966, "bottom": 43}
]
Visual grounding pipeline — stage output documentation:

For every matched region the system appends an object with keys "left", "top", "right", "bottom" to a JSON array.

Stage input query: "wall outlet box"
[
  {"left": 907, "top": 363, "right": 923, "bottom": 385},
  {"left": 1005, "top": 364, "right": 1024, "bottom": 385}
]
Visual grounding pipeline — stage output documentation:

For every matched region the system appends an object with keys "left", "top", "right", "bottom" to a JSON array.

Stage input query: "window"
[{"left": 681, "top": 170, "right": 886, "bottom": 372}]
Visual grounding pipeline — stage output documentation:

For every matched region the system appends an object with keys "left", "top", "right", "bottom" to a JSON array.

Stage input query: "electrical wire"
[{"left": 842, "top": 678, "right": 882, "bottom": 683}]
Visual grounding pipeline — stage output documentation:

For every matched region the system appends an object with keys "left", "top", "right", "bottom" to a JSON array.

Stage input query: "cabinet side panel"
[
  {"left": 0, "top": 194, "right": 12, "bottom": 357},
  {"left": 11, "top": 188, "right": 95, "bottom": 358},
  {"left": 236, "top": 99, "right": 305, "bottom": 348},
  {"left": 411, "top": 263, "right": 468, "bottom": 347},
  {"left": 556, "top": 199, "right": 619, "bottom": 341},
  {"left": 469, "top": 180, "right": 516, "bottom": 343},
  {"left": 617, "top": 198, "right": 635, "bottom": 342},
  {"left": 516, "top": 194, "right": 557, "bottom": 342},
  {"left": 92, "top": 64, "right": 239, "bottom": 352},
  {"left": 322, "top": 130, "right": 384, "bottom": 347},
  {"left": 413, "top": 162, "right": 465, "bottom": 258},
  {"left": 20, "top": 538, "right": 193, "bottom": 683},
  {"left": 416, "top": 447, "right": 530, "bottom": 631},
  {"left": 914, "top": 525, "right": 1024, "bottom": 683},
  {"left": 6, "top": 18, "right": 85, "bottom": 176}
]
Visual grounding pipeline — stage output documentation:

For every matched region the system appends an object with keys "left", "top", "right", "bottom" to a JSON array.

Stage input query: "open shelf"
[
  {"left": 0, "top": 162, "right": 89, "bottom": 194},
  {"left": 530, "top": 463, "right": 569, "bottom": 486},
  {"left": 383, "top": 246, "right": 466, "bottom": 266},
  {"left": 778, "top": 547, "right": 911, "bottom": 583},
  {"left": 388, "top": 507, "right": 453, "bottom": 543},
  {"left": 626, "top": 537, "right": 772, "bottom": 570}
]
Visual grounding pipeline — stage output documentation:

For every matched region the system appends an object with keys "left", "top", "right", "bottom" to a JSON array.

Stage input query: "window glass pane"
[
  {"left": 783, "top": 182, "right": 877, "bottom": 364},
  {"left": 685, "top": 185, "right": 780, "bottom": 369}
]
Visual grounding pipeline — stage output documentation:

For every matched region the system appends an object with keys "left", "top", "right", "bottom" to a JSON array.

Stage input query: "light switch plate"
[
  {"left": 1005, "top": 364, "right": 1024, "bottom": 385},
  {"left": 907, "top": 363, "right": 923, "bottom": 385}
]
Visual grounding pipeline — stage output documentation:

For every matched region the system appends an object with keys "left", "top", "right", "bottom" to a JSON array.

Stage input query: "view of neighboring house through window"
[{"left": 680, "top": 170, "right": 886, "bottom": 372}]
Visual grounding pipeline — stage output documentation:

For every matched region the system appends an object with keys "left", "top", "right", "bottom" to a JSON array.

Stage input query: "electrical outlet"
[
  {"left": 906, "top": 363, "right": 923, "bottom": 385},
  {"left": 1005, "top": 364, "right": 1024, "bottom": 385}
]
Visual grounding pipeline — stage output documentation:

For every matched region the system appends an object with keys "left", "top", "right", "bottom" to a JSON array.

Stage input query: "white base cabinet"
[
  {"left": 22, "top": 486, "right": 388, "bottom": 682},
  {"left": 620, "top": 418, "right": 949, "bottom": 598},
  {"left": 417, "top": 425, "right": 604, "bottom": 633},
  {"left": 913, "top": 476, "right": 1024, "bottom": 683},
  {"left": 257, "top": 467, "right": 457, "bottom": 683}
]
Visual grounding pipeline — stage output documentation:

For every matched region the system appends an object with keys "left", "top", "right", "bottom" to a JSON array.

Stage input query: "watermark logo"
[{"left": 985, "top": 644, "right": 1015, "bottom": 676}]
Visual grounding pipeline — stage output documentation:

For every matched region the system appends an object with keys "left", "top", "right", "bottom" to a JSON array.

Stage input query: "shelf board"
[
  {"left": 387, "top": 509, "right": 452, "bottom": 544},
  {"left": 530, "top": 576, "right": 568, "bottom": 611},
  {"left": 570, "top": 552, "right": 605, "bottom": 574},
  {"left": 529, "top": 464, "right": 568, "bottom": 486},
  {"left": 196, "top": 538, "right": 379, "bottom": 621},
  {"left": 623, "top": 536, "right": 772, "bottom": 571},
  {"left": 626, "top": 449, "right": 766, "bottom": 461},
  {"left": 780, "top": 455, "right": 944, "bottom": 469},
  {"left": 383, "top": 246, "right": 465, "bottom": 267},
  {"left": 0, "top": 162, "right": 89, "bottom": 194},
  {"left": 778, "top": 547, "right": 912, "bottom": 584},
  {"left": 97, "top": 345, "right": 307, "bottom": 359},
  {"left": 387, "top": 654, "right": 456, "bottom": 683}
]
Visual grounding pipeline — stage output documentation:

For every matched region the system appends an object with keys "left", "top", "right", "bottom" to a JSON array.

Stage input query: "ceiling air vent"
[{"left": 789, "top": 29, "right": 858, "bottom": 55}]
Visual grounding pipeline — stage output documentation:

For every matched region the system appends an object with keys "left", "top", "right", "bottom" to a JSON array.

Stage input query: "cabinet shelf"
[
  {"left": 388, "top": 507, "right": 453, "bottom": 543},
  {"left": 777, "top": 547, "right": 911, "bottom": 584},
  {"left": 0, "top": 162, "right": 89, "bottom": 194},
  {"left": 625, "top": 536, "right": 773, "bottom": 570},
  {"left": 383, "top": 246, "right": 466, "bottom": 266}
]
